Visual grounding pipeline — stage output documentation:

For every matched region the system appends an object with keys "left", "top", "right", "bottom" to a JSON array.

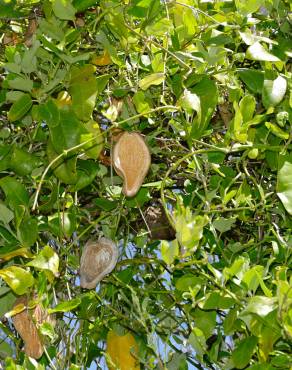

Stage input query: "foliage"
[{"left": 0, "top": 0, "right": 291, "bottom": 369}]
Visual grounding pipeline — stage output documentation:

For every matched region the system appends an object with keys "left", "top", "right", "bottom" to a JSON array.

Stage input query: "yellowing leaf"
[
  {"left": 0, "top": 266, "right": 34, "bottom": 295},
  {"left": 91, "top": 50, "right": 112, "bottom": 66},
  {"left": 106, "top": 330, "right": 140, "bottom": 370},
  {"left": 0, "top": 247, "right": 33, "bottom": 262}
]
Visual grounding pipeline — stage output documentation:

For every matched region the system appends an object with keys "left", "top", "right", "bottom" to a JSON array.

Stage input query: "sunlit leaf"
[
  {"left": 277, "top": 153, "right": 292, "bottom": 215},
  {"left": 27, "top": 245, "right": 59, "bottom": 277},
  {"left": 0, "top": 267, "right": 34, "bottom": 295},
  {"left": 139, "top": 73, "right": 165, "bottom": 90},
  {"left": 246, "top": 42, "right": 280, "bottom": 62}
]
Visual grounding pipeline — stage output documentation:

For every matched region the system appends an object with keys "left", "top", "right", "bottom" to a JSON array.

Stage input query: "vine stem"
[
  {"left": 117, "top": 105, "right": 178, "bottom": 125},
  {"left": 32, "top": 132, "right": 107, "bottom": 211}
]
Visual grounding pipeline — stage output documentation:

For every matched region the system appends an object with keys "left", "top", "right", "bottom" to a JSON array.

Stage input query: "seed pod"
[
  {"left": 113, "top": 132, "right": 151, "bottom": 197},
  {"left": 12, "top": 296, "right": 44, "bottom": 359},
  {"left": 145, "top": 204, "right": 175, "bottom": 241},
  {"left": 80, "top": 238, "right": 118, "bottom": 289}
]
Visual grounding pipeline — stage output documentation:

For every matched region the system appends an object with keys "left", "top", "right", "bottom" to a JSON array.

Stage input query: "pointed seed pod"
[
  {"left": 80, "top": 238, "right": 118, "bottom": 289},
  {"left": 12, "top": 296, "right": 44, "bottom": 359},
  {"left": 113, "top": 132, "right": 151, "bottom": 197}
]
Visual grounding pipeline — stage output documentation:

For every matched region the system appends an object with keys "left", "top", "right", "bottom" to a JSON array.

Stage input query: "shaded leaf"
[
  {"left": 7, "top": 94, "right": 32, "bottom": 122},
  {"left": 52, "top": 0, "right": 76, "bottom": 20},
  {"left": 232, "top": 336, "right": 258, "bottom": 369}
]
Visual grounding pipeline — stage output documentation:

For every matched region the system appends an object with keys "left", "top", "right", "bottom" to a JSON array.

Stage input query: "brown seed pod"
[
  {"left": 80, "top": 238, "right": 118, "bottom": 289},
  {"left": 113, "top": 132, "right": 151, "bottom": 197},
  {"left": 12, "top": 296, "right": 44, "bottom": 359},
  {"left": 145, "top": 204, "right": 176, "bottom": 241}
]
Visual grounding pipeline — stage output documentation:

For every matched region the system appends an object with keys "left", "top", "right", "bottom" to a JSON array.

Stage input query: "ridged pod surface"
[
  {"left": 106, "top": 330, "right": 140, "bottom": 370},
  {"left": 80, "top": 238, "right": 118, "bottom": 289},
  {"left": 113, "top": 132, "right": 151, "bottom": 197},
  {"left": 12, "top": 296, "right": 44, "bottom": 359}
]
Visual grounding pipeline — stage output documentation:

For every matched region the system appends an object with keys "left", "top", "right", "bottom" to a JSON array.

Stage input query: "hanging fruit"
[
  {"left": 106, "top": 329, "right": 140, "bottom": 370},
  {"left": 80, "top": 238, "right": 118, "bottom": 289},
  {"left": 12, "top": 296, "right": 44, "bottom": 359},
  {"left": 113, "top": 132, "right": 151, "bottom": 197}
]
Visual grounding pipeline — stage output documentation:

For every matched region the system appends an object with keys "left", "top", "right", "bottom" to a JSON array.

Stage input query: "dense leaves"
[{"left": 0, "top": 0, "right": 291, "bottom": 369}]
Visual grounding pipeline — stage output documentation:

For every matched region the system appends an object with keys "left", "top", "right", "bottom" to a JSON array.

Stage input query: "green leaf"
[
  {"left": 277, "top": 153, "right": 292, "bottom": 215},
  {"left": 40, "top": 101, "right": 86, "bottom": 154},
  {"left": 52, "top": 0, "right": 76, "bottom": 20},
  {"left": 191, "top": 309, "right": 217, "bottom": 339},
  {"left": 70, "top": 160, "right": 100, "bottom": 191},
  {"left": 47, "top": 139, "right": 78, "bottom": 184},
  {"left": 262, "top": 76, "right": 287, "bottom": 108},
  {"left": 175, "top": 275, "right": 203, "bottom": 292},
  {"left": 139, "top": 73, "right": 165, "bottom": 90},
  {"left": 189, "top": 328, "right": 206, "bottom": 359},
  {"left": 69, "top": 65, "right": 98, "bottom": 121},
  {"left": 223, "top": 256, "right": 249, "bottom": 282},
  {"left": 178, "top": 89, "right": 201, "bottom": 117},
  {"left": 238, "top": 69, "right": 264, "bottom": 94},
  {"left": 94, "top": 198, "right": 118, "bottom": 211},
  {"left": 27, "top": 245, "right": 59, "bottom": 277},
  {"left": 242, "top": 266, "right": 272, "bottom": 296},
  {"left": 133, "top": 91, "right": 152, "bottom": 114},
  {"left": 161, "top": 239, "right": 179, "bottom": 265},
  {"left": 246, "top": 42, "right": 280, "bottom": 62},
  {"left": 48, "top": 297, "right": 81, "bottom": 313},
  {"left": 0, "top": 341, "right": 13, "bottom": 358},
  {"left": 0, "top": 144, "right": 11, "bottom": 172},
  {"left": 213, "top": 217, "right": 236, "bottom": 233},
  {"left": 96, "top": 74, "right": 111, "bottom": 95},
  {"left": 7, "top": 94, "right": 32, "bottom": 122},
  {"left": 0, "top": 0, "right": 21, "bottom": 17},
  {"left": 0, "top": 203, "right": 14, "bottom": 224},
  {"left": 174, "top": 204, "right": 208, "bottom": 252},
  {"left": 201, "top": 291, "right": 236, "bottom": 309},
  {"left": 48, "top": 211, "right": 76, "bottom": 238},
  {"left": 0, "top": 266, "right": 34, "bottom": 295},
  {"left": 0, "top": 290, "right": 16, "bottom": 319},
  {"left": 125, "top": 188, "right": 151, "bottom": 208},
  {"left": 81, "top": 119, "right": 104, "bottom": 159},
  {"left": 232, "top": 336, "right": 258, "bottom": 369},
  {"left": 190, "top": 77, "right": 218, "bottom": 139},
  {"left": 0, "top": 177, "right": 29, "bottom": 209},
  {"left": 10, "top": 146, "right": 41, "bottom": 176},
  {"left": 17, "top": 215, "right": 38, "bottom": 248},
  {"left": 72, "top": 0, "right": 99, "bottom": 12},
  {"left": 239, "top": 95, "right": 256, "bottom": 122},
  {"left": 7, "top": 77, "right": 33, "bottom": 92},
  {"left": 21, "top": 40, "right": 40, "bottom": 74},
  {"left": 235, "top": 0, "right": 263, "bottom": 15}
]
